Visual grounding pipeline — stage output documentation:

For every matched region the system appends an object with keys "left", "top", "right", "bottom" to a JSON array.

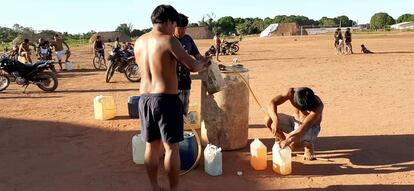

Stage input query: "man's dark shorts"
[{"left": 139, "top": 93, "right": 184, "bottom": 144}]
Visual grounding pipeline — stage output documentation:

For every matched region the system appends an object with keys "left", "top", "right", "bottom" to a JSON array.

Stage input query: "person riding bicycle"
[{"left": 92, "top": 35, "right": 106, "bottom": 66}]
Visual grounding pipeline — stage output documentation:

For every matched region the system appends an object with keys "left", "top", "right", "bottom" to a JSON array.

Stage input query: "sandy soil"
[{"left": 1, "top": 32, "right": 413, "bottom": 191}]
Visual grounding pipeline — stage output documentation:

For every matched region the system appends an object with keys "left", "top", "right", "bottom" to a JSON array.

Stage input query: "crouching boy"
[{"left": 265, "top": 87, "right": 324, "bottom": 160}]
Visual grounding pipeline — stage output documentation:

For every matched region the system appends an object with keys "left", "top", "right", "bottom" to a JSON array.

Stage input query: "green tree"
[
  {"left": 217, "top": 16, "right": 236, "bottom": 35},
  {"left": 235, "top": 23, "right": 248, "bottom": 35},
  {"left": 396, "top": 13, "right": 414, "bottom": 23},
  {"left": 319, "top": 17, "right": 337, "bottom": 27},
  {"left": 116, "top": 23, "right": 133, "bottom": 36},
  {"left": 370, "top": 12, "right": 396, "bottom": 29}
]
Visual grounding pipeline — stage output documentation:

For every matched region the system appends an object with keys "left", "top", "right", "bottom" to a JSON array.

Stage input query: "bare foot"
[{"left": 303, "top": 141, "right": 316, "bottom": 161}]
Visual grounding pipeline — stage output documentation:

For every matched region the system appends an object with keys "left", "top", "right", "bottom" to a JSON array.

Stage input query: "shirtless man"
[
  {"left": 18, "top": 39, "right": 36, "bottom": 64},
  {"left": 134, "top": 5, "right": 210, "bottom": 191},
  {"left": 264, "top": 87, "right": 324, "bottom": 160},
  {"left": 50, "top": 34, "right": 71, "bottom": 71}
]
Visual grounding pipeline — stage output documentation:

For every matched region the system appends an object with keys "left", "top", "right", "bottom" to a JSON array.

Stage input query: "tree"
[
  {"left": 198, "top": 12, "right": 217, "bottom": 31},
  {"left": 319, "top": 17, "right": 337, "bottom": 27},
  {"left": 370, "top": 12, "right": 396, "bottom": 29},
  {"left": 334, "top": 15, "right": 354, "bottom": 27},
  {"left": 396, "top": 13, "right": 414, "bottom": 23},
  {"left": 217, "top": 16, "right": 236, "bottom": 35},
  {"left": 235, "top": 23, "right": 248, "bottom": 35},
  {"left": 116, "top": 23, "right": 133, "bottom": 36}
]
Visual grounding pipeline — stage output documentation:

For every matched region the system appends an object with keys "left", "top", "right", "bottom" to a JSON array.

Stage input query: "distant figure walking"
[
  {"left": 344, "top": 28, "right": 353, "bottom": 54},
  {"left": 334, "top": 28, "right": 343, "bottom": 54}
]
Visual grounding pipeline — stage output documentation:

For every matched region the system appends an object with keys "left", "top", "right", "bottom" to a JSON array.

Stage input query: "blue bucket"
[
  {"left": 128, "top": 96, "right": 140, "bottom": 118},
  {"left": 179, "top": 132, "right": 198, "bottom": 170}
]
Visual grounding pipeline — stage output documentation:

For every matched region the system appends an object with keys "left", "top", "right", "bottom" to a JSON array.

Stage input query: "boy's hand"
[{"left": 280, "top": 134, "right": 300, "bottom": 149}]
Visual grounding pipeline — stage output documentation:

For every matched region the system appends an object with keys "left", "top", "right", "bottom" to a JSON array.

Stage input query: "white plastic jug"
[
  {"left": 65, "top": 62, "right": 73, "bottom": 71},
  {"left": 272, "top": 142, "right": 292, "bottom": 175},
  {"left": 250, "top": 138, "right": 267, "bottom": 170},
  {"left": 132, "top": 134, "right": 146, "bottom": 164},
  {"left": 204, "top": 144, "right": 222, "bottom": 176}
]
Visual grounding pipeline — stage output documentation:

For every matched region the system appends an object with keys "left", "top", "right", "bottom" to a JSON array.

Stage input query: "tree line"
[{"left": 1, "top": 12, "right": 413, "bottom": 44}]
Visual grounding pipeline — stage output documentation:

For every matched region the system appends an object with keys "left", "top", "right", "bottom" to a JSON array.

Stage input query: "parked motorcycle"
[
  {"left": 204, "top": 40, "right": 240, "bottom": 57},
  {"left": 0, "top": 56, "right": 58, "bottom": 92},
  {"left": 105, "top": 46, "right": 140, "bottom": 83}
]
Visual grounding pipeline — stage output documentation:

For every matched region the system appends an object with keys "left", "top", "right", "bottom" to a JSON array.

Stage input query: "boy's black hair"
[
  {"left": 151, "top": 5, "right": 179, "bottom": 24},
  {"left": 293, "top": 87, "right": 318, "bottom": 111},
  {"left": 177, "top": 13, "right": 189, "bottom": 27},
  {"left": 23, "top": 39, "right": 29, "bottom": 43},
  {"left": 361, "top": 44, "right": 365, "bottom": 47}
]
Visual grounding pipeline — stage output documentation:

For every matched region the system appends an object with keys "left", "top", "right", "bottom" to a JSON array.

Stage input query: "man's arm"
[
  {"left": 267, "top": 88, "right": 293, "bottom": 132},
  {"left": 63, "top": 41, "right": 70, "bottom": 50},
  {"left": 169, "top": 37, "right": 209, "bottom": 72}
]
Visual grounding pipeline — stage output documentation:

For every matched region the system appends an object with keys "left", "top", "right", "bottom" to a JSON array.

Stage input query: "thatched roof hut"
[
  {"left": 185, "top": 27, "right": 214, "bottom": 39},
  {"left": 272, "top": 23, "right": 306, "bottom": 36},
  {"left": 89, "top": 31, "right": 131, "bottom": 43},
  {"left": 12, "top": 32, "right": 56, "bottom": 46}
]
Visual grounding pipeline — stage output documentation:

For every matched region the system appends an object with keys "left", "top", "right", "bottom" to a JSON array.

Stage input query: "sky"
[{"left": 2, "top": 0, "right": 412, "bottom": 34}]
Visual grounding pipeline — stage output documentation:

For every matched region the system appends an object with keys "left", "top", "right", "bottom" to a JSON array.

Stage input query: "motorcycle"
[
  {"left": 105, "top": 46, "right": 140, "bottom": 83},
  {"left": 204, "top": 41, "right": 240, "bottom": 57},
  {"left": 0, "top": 56, "right": 58, "bottom": 92}
]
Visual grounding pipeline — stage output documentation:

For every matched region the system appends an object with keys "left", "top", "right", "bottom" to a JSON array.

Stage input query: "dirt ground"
[{"left": 1, "top": 32, "right": 414, "bottom": 191}]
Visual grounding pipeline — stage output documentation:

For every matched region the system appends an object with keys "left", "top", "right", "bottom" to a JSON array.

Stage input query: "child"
[
  {"left": 361, "top": 44, "right": 373, "bottom": 54},
  {"left": 265, "top": 87, "right": 324, "bottom": 160}
]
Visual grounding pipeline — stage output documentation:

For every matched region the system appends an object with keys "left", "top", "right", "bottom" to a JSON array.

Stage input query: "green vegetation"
[
  {"left": 370, "top": 12, "right": 396, "bottom": 29},
  {"left": 396, "top": 13, "right": 414, "bottom": 23},
  {"left": 0, "top": 12, "right": 412, "bottom": 49}
]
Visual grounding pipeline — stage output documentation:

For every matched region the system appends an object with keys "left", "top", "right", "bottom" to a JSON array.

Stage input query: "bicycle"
[{"left": 92, "top": 49, "right": 107, "bottom": 70}]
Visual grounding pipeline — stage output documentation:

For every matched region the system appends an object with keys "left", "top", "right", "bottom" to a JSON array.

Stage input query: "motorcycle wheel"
[
  {"left": 124, "top": 63, "right": 141, "bottom": 82},
  {"left": 34, "top": 72, "right": 58, "bottom": 92},
  {"left": 0, "top": 72, "right": 10, "bottom": 92},
  {"left": 233, "top": 45, "right": 240, "bottom": 52},
  {"left": 105, "top": 61, "right": 116, "bottom": 83}
]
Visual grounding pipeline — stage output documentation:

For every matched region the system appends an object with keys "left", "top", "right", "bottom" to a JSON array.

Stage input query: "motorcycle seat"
[{"left": 23, "top": 61, "right": 49, "bottom": 70}]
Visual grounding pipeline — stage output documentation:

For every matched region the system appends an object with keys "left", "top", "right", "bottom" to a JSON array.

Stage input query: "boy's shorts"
[
  {"left": 278, "top": 113, "right": 320, "bottom": 142},
  {"left": 139, "top": 93, "right": 184, "bottom": 144}
]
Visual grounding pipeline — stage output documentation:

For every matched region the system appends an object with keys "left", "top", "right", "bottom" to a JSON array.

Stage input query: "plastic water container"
[
  {"left": 65, "top": 62, "right": 73, "bottom": 71},
  {"left": 132, "top": 134, "right": 145, "bottom": 164},
  {"left": 128, "top": 96, "right": 140, "bottom": 118},
  {"left": 179, "top": 132, "right": 198, "bottom": 170},
  {"left": 184, "top": 104, "right": 200, "bottom": 130},
  {"left": 201, "top": 62, "right": 225, "bottom": 95},
  {"left": 94, "top": 95, "right": 116, "bottom": 120},
  {"left": 204, "top": 144, "right": 222, "bottom": 176},
  {"left": 250, "top": 138, "right": 267, "bottom": 170},
  {"left": 272, "top": 142, "right": 292, "bottom": 175}
]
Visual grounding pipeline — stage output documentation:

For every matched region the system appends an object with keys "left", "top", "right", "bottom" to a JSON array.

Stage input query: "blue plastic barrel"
[
  {"left": 179, "top": 132, "right": 198, "bottom": 170},
  {"left": 128, "top": 96, "right": 140, "bottom": 118}
]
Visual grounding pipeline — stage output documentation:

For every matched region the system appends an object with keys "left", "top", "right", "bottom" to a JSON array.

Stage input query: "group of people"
[
  {"left": 9, "top": 34, "right": 71, "bottom": 71},
  {"left": 334, "top": 28, "right": 373, "bottom": 54},
  {"left": 134, "top": 5, "right": 324, "bottom": 191},
  {"left": 334, "top": 27, "right": 354, "bottom": 54}
]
